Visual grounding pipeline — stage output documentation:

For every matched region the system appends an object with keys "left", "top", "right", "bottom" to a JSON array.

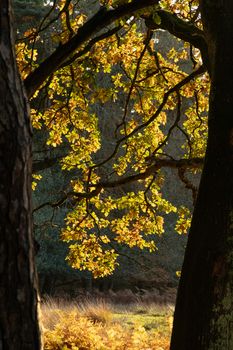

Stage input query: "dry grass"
[
  {"left": 41, "top": 296, "right": 113, "bottom": 328},
  {"left": 41, "top": 291, "right": 173, "bottom": 349}
]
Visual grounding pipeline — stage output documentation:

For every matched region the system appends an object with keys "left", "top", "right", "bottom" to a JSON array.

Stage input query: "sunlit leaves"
[
  {"left": 160, "top": 0, "right": 200, "bottom": 22},
  {"left": 16, "top": 39, "right": 38, "bottom": 79},
  {"left": 32, "top": 174, "right": 42, "bottom": 190},
  {"left": 17, "top": 0, "right": 211, "bottom": 277},
  {"left": 62, "top": 174, "right": 177, "bottom": 273},
  {"left": 67, "top": 237, "right": 118, "bottom": 278},
  {"left": 182, "top": 73, "right": 209, "bottom": 158},
  {"left": 31, "top": 109, "right": 43, "bottom": 129},
  {"left": 175, "top": 206, "right": 191, "bottom": 234}
]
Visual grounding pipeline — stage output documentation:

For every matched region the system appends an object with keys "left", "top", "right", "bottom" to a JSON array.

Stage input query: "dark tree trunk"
[
  {"left": 171, "top": 1, "right": 233, "bottom": 349},
  {"left": 0, "top": 1, "right": 42, "bottom": 349}
]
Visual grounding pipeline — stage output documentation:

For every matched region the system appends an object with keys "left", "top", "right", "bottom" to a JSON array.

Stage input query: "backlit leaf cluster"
[{"left": 17, "top": 0, "right": 210, "bottom": 277}]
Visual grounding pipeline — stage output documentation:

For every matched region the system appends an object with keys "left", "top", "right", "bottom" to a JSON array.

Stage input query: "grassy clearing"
[{"left": 41, "top": 292, "right": 173, "bottom": 349}]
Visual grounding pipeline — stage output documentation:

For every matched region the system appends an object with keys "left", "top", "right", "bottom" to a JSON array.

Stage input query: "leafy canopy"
[{"left": 16, "top": 0, "right": 209, "bottom": 277}]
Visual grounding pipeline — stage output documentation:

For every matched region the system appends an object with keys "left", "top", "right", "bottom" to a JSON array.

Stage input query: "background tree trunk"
[
  {"left": 0, "top": 1, "right": 42, "bottom": 349},
  {"left": 171, "top": 1, "right": 233, "bottom": 349}
]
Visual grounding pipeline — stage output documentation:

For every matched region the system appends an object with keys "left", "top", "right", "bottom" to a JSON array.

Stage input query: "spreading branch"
[
  {"left": 143, "top": 10, "right": 209, "bottom": 69},
  {"left": 33, "top": 157, "right": 203, "bottom": 212},
  {"left": 98, "top": 157, "right": 203, "bottom": 189},
  {"left": 24, "top": 0, "right": 159, "bottom": 98}
]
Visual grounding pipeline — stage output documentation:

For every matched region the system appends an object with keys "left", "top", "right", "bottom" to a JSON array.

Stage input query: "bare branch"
[
  {"left": 178, "top": 167, "right": 198, "bottom": 204},
  {"left": 33, "top": 187, "right": 102, "bottom": 213}
]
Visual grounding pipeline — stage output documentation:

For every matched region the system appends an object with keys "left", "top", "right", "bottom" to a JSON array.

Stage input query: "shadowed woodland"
[{"left": 1, "top": 0, "right": 233, "bottom": 349}]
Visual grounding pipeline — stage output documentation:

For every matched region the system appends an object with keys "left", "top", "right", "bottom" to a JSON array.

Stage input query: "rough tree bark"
[
  {"left": 0, "top": 1, "right": 42, "bottom": 349},
  {"left": 171, "top": 1, "right": 233, "bottom": 349}
]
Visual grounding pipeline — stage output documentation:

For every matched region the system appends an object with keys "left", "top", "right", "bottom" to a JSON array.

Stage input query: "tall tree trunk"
[
  {"left": 171, "top": 1, "right": 233, "bottom": 349},
  {"left": 0, "top": 1, "right": 42, "bottom": 349}
]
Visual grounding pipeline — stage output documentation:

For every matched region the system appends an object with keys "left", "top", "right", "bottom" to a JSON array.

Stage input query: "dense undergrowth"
[{"left": 42, "top": 293, "right": 173, "bottom": 349}]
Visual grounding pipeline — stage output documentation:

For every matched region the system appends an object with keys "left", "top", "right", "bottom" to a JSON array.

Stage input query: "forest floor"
[{"left": 41, "top": 291, "right": 174, "bottom": 349}]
